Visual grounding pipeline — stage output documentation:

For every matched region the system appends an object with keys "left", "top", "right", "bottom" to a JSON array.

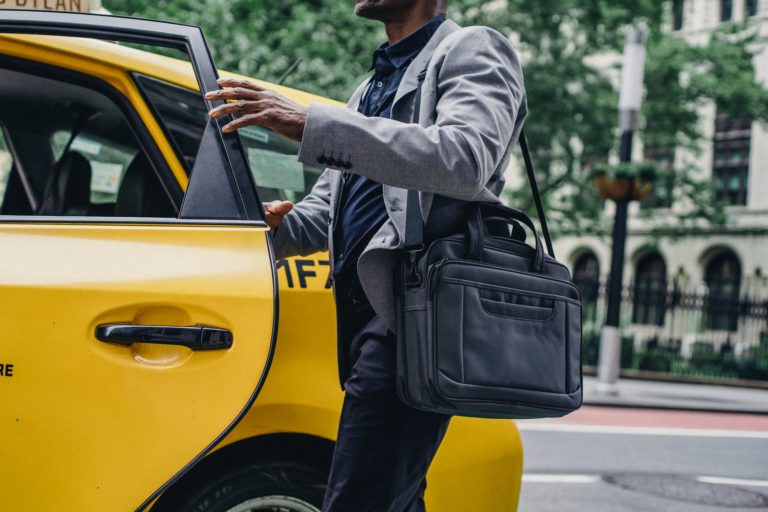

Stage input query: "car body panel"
[{"left": 0, "top": 223, "right": 275, "bottom": 509}]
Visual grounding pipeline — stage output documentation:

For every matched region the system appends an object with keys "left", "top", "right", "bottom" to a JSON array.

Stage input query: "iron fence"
[{"left": 581, "top": 282, "right": 768, "bottom": 384}]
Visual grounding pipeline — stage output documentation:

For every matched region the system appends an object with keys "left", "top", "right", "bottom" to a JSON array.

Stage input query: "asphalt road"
[{"left": 517, "top": 407, "right": 768, "bottom": 512}]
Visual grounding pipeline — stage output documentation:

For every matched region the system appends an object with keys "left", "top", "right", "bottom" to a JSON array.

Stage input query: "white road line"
[
  {"left": 697, "top": 476, "right": 768, "bottom": 488},
  {"left": 523, "top": 474, "right": 600, "bottom": 484},
  {"left": 516, "top": 422, "right": 768, "bottom": 439},
  {"left": 523, "top": 474, "right": 768, "bottom": 488}
]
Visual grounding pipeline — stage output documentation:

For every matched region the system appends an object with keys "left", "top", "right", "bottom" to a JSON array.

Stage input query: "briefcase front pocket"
[{"left": 428, "top": 260, "right": 581, "bottom": 404}]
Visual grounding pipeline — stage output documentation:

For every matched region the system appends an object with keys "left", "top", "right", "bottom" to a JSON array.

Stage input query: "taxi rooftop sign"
[{"left": 0, "top": 0, "right": 91, "bottom": 12}]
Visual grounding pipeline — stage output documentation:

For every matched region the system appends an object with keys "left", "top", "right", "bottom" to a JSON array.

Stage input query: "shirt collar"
[{"left": 369, "top": 15, "right": 446, "bottom": 73}]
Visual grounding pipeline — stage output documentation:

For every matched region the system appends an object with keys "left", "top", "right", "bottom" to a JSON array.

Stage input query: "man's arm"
[
  {"left": 270, "top": 168, "right": 333, "bottom": 260},
  {"left": 205, "top": 26, "right": 524, "bottom": 202},
  {"left": 297, "top": 27, "right": 524, "bottom": 200}
]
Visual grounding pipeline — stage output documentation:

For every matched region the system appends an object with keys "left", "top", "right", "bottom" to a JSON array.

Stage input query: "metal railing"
[{"left": 581, "top": 282, "right": 768, "bottom": 384}]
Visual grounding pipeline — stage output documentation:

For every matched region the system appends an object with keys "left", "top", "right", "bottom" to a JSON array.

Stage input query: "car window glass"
[
  {"left": 0, "top": 128, "right": 13, "bottom": 202},
  {"left": 0, "top": 34, "right": 209, "bottom": 219},
  {"left": 135, "top": 74, "right": 325, "bottom": 203},
  {"left": 51, "top": 131, "right": 137, "bottom": 206}
]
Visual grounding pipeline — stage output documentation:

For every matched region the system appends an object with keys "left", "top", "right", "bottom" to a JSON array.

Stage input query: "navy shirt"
[{"left": 333, "top": 15, "right": 446, "bottom": 282}]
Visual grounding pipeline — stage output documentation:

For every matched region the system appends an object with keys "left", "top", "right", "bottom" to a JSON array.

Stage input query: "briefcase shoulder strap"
[{"left": 404, "top": 67, "right": 555, "bottom": 258}]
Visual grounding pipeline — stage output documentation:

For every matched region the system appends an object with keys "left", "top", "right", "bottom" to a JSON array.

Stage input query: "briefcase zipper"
[{"left": 427, "top": 258, "right": 448, "bottom": 300}]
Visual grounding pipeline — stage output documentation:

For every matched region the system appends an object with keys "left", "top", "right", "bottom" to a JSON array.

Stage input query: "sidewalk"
[{"left": 582, "top": 375, "right": 768, "bottom": 414}]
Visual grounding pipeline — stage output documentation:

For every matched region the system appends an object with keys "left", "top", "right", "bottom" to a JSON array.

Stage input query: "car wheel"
[{"left": 159, "top": 461, "right": 327, "bottom": 512}]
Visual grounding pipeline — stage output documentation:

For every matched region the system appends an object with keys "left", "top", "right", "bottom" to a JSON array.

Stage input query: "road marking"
[
  {"left": 523, "top": 474, "right": 768, "bottom": 488},
  {"left": 523, "top": 474, "right": 600, "bottom": 484},
  {"left": 517, "top": 422, "right": 768, "bottom": 439},
  {"left": 697, "top": 476, "right": 768, "bottom": 488}
]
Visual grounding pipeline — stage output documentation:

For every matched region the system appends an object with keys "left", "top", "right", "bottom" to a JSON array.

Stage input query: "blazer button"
[{"left": 317, "top": 155, "right": 327, "bottom": 165}]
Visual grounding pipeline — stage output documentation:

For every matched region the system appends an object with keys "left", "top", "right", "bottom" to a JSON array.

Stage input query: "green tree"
[{"left": 109, "top": 0, "right": 383, "bottom": 100}]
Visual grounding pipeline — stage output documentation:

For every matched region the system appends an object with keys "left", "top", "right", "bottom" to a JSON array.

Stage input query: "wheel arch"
[{"left": 150, "top": 432, "right": 335, "bottom": 511}]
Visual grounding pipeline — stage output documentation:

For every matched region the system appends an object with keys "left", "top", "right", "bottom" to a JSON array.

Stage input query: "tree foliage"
[
  {"left": 109, "top": 0, "right": 383, "bottom": 100},
  {"left": 107, "top": 0, "right": 768, "bottom": 236}
]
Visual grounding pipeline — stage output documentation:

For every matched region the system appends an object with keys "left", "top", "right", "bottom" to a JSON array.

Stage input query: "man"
[{"left": 206, "top": 0, "right": 526, "bottom": 509}]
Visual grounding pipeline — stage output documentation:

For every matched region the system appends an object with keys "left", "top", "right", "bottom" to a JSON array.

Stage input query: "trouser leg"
[{"left": 322, "top": 315, "right": 451, "bottom": 512}]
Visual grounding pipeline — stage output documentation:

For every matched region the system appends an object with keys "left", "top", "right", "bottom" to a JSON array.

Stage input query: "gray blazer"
[{"left": 273, "top": 19, "right": 528, "bottom": 329}]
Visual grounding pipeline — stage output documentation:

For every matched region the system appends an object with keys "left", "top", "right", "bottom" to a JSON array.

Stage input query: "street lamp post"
[{"left": 596, "top": 28, "right": 647, "bottom": 395}]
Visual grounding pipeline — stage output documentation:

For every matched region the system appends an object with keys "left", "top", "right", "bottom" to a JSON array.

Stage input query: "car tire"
[{"left": 156, "top": 460, "right": 327, "bottom": 512}]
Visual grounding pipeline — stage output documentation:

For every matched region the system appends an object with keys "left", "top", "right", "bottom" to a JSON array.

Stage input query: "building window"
[
  {"left": 713, "top": 112, "right": 751, "bottom": 206},
  {"left": 642, "top": 147, "right": 674, "bottom": 209},
  {"left": 573, "top": 252, "right": 600, "bottom": 305},
  {"left": 673, "top": 0, "right": 685, "bottom": 30},
  {"left": 746, "top": 0, "right": 759, "bottom": 16},
  {"left": 705, "top": 251, "right": 741, "bottom": 331},
  {"left": 721, "top": 0, "right": 734, "bottom": 20},
  {"left": 632, "top": 252, "right": 668, "bottom": 326}
]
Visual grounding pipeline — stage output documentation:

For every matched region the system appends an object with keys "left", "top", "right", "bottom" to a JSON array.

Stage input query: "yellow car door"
[{"left": 0, "top": 12, "right": 277, "bottom": 511}]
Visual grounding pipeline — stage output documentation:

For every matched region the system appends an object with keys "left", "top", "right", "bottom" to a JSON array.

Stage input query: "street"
[{"left": 518, "top": 406, "right": 768, "bottom": 511}]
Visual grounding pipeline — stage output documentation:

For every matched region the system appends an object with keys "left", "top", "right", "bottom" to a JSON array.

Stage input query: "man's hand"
[
  {"left": 264, "top": 200, "right": 294, "bottom": 229},
  {"left": 205, "top": 78, "right": 308, "bottom": 141}
]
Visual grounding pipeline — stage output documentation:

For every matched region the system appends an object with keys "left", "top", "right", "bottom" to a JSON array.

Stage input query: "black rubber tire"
[{"left": 154, "top": 460, "right": 327, "bottom": 512}]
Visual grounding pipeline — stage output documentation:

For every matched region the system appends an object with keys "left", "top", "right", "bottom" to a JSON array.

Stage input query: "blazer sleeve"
[
  {"left": 297, "top": 27, "right": 525, "bottom": 200},
  {"left": 271, "top": 167, "right": 333, "bottom": 260}
]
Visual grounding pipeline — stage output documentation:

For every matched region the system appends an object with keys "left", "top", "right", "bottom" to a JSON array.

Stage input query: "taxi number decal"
[
  {"left": 276, "top": 259, "right": 332, "bottom": 289},
  {"left": 0, "top": 363, "right": 14, "bottom": 377}
]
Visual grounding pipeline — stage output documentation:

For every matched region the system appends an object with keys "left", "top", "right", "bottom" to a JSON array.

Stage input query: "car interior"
[{"left": 0, "top": 62, "right": 177, "bottom": 218}]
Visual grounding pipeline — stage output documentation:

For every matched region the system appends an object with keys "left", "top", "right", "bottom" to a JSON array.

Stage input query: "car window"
[
  {"left": 135, "top": 74, "right": 325, "bottom": 203},
  {"left": 0, "top": 42, "right": 184, "bottom": 218},
  {"left": 50, "top": 131, "right": 137, "bottom": 207},
  {"left": 0, "top": 128, "right": 12, "bottom": 202}
]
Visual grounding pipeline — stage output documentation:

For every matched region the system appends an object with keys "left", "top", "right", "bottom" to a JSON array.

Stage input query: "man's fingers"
[
  {"left": 222, "top": 112, "right": 270, "bottom": 133},
  {"left": 264, "top": 201, "right": 293, "bottom": 228},
  {"left": 267, "top": 200, "right": 294, "bottom": 216},
  {"left": 205, "top": 87, "right": 263, "bottom": 103},
  {"left": 216, "top": 78, "right": 265, "bottom": 92},
  {"left": 208, "top": 99, "right": 269, "bottom": 119}
]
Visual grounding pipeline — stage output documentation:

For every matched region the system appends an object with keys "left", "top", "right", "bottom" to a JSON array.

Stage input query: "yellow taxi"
[{"left": 0, "top": 10, "right": 523, "bottom": 511}]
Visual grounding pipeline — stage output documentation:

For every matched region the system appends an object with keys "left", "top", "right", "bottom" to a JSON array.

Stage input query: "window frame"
[
  {"left": 0, "top": 53, "right": 182, "bottom": 215},
  {"left": 712, "top": 111, "right": 751, "bottom": 207},
  {"left": 704, "top": 251, "right": 742, "bottom": 332},
  {"left": 632, "top": 252, "right": 668, "bottom": 326},
  {"left": 721, "top": 0, "right": 734, "bottom": 21},
  {"left": 0, "top": 11, "right": 264, "bottom": 224},
  {"left": 673, "top": 0, "right": 684, "bottom": 30}
]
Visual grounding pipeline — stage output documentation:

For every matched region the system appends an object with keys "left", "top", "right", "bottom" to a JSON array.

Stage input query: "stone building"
[{"left": 553, "top": 0, "right": 768, "bottom": 359}]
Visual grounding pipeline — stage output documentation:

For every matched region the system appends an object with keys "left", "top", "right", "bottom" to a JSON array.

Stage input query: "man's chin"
[{"left": 354, "top": 1, "right": 384, "bottom": 20}]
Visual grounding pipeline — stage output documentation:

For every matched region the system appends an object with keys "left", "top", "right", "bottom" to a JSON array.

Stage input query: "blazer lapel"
[
  {"left": 383, "top": 19, "right": 461, "bottom": 241},
  {"left": 390, "top": 19, "right": 460, "bottom": 114}
]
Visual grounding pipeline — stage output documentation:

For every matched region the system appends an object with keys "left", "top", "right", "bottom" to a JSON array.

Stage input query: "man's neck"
[{"left": 384, "top": 8, "right": 436, "bottom": 44}]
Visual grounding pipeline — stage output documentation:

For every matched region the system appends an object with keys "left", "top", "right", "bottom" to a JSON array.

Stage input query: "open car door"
[{"left": 0, "top": 11, "right": 277, "bottom": 510}]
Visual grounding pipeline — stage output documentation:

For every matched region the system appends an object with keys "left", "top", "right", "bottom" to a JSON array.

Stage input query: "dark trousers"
[{"left": 322, "top": 303, "right": 451, "bottom": 512}]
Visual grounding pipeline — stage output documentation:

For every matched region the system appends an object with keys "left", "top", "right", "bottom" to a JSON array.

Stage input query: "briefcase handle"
[{"left": 465, "top": 202, "right": 546, "bottom": 273}]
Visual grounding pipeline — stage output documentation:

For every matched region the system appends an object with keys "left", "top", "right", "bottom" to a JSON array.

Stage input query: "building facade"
[{"left": 554, "top": 0, "right": 768, "bottom": 367}]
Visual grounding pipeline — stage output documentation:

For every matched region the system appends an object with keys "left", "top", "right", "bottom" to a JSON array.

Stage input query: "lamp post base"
[{"left": 596, "top": 325, "right": 621, "bottom": 395}]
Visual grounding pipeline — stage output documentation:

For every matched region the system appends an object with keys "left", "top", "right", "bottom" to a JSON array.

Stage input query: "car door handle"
[{"left": 95, "top": 324, "right": 233, "bottom": 350}]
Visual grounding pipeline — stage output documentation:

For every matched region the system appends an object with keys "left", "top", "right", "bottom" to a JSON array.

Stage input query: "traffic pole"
[{"left": 596, "top": 28, "right": 647, "bottom": 395}]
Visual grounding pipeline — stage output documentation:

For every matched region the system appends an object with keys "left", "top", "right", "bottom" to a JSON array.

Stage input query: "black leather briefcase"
[{"left": 395, "top": 197, "right": 583, "bottom": 419}]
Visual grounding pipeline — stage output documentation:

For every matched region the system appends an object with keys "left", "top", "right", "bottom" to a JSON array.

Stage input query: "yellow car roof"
[{"left": 0, "top": 33, "right": 339, "bottom": 107}]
